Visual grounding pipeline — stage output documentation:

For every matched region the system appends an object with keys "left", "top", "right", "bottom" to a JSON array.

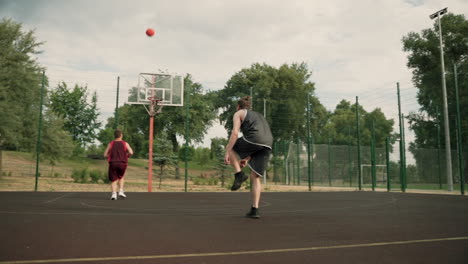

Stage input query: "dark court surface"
[{"left": 1, "top": 191, "right": 467, "bottom": 264}]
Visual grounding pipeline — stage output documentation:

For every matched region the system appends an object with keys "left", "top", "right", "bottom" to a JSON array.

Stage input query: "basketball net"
[{"left": 144, "top": 96, "right": 164, "bottom": 117}]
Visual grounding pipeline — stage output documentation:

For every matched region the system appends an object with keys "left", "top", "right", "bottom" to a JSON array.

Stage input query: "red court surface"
[{"left": 1, "top": 191, "right": 467, "bottom": 263}]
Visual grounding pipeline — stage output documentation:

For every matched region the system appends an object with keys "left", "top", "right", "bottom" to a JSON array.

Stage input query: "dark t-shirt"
[
  {"left": 240, "top": 110, "right": 273, "bottom": 148},
  {"left": 108, "top": 140, "right": 128, "bottom": 163}
]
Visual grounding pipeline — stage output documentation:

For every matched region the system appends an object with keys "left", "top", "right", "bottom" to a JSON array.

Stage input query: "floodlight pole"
[
  {"left": 430, "top": 7, "right": 453, "bottom": 191},
  {"left": 114, "top": 76, "right": 120, "bottom": 129}
]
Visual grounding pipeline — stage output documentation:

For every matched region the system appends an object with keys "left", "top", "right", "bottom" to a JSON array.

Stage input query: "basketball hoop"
[
  {"left": 144, "top": 96, "right": 164, "bottom": 116},
  {"left": 126, "top": 72, "right": 184, "bottom": 192}
]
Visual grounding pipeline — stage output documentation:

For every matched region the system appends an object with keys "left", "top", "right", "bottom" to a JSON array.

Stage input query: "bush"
[
  {"left": 101, "top": 172, "right": 110, "bottom": 184},
  {"left": 192, "top": 175, "right": 219, "bottom": 186},
  {"left": 71, "top": 168, "right": 89, "bottom": 183},
  {"left": 89, "top": 170, "right": 102, "bottom": 183}
]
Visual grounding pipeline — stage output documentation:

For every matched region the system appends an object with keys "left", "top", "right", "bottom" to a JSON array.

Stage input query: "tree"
[
  {"left": 321, "top": 100, "right": 395, "bottom": 148},
  {"left": 152, "top": 131, "right": 177, "bottom": 184},
  {"left": 210, "top": 137, "right": 227, "bottom": 160},
  {"left": 40, "top": 110, "right": 75, "bottom": 163},
  {"left": 402, "top": 13, "right": 468, "bottom": 181},
  {"left": 49, "top": 82, "right": 101, "bottom": 148},
  {"left": 99, "top": 74, "right": 216, "bottom": 157},
  {"left": 402, "top": 13, "right": 468, "bottom": 149},
  {"left": 179, "top": 145, "right": 195, "bottom": 162},
  {"left": 0, "top": 18, "right": 44, "bottom": 151},
  {"left": 156, "top": 74, "right": 217, "bottom": 152},
  {"left": 0, "top": 18, "right": 74, "bottom": 170},
  {"left": 214, "top": 62, "right": 327, "bottom": 143},
  {"left": 210, "top": 137, "right": 229, "bottom": 186}
]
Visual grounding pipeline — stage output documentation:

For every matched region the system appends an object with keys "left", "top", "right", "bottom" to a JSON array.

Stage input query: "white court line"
[
  {"left": 0, "top": 236, "right": 467, "bottom": 264},
  {"left": 42, "top": 193, "right": 74, "bottom": 204}
]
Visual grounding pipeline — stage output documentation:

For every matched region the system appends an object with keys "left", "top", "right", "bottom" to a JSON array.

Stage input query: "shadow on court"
[{"left": 0, "top": 192, "right": 467, "bottom": 264}]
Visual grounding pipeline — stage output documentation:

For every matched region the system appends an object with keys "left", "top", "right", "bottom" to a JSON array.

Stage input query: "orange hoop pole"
[
  {"left": 147, "top": 75, "right": 156, "bottom": 192},
  {"left": 148, "top": 115, "right": 154, "bottom": 192}
]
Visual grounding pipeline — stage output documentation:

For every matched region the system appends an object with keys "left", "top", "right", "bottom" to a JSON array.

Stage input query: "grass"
[
  {"left": 1, "top": 150, "right": 464, "bottom": 194},
  {"left": 0, "top": 150, "right": 232, "bottom": 192}
]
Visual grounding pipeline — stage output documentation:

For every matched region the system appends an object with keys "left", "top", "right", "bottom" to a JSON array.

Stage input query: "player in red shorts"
[{"left": 104, "top": 129, "right": 134, "bottom": 200}]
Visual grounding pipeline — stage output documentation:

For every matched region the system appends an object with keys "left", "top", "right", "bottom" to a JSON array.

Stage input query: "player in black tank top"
[{"left": 224, "top": 96, "right": 273, "bottom": 219}]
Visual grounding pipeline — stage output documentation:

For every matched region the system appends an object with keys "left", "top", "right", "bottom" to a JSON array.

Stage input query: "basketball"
[{"left": 146, "top": 28, "right": 155, "bottom": 37}]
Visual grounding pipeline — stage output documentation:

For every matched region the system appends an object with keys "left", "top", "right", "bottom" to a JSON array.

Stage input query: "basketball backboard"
[{"left": 127, "top": 73, "right": 184, "bottom": 106}]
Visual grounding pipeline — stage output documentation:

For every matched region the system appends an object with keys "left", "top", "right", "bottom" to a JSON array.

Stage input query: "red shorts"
[{"left": 108, "top": 162, "right": 127, "bottom": 182}]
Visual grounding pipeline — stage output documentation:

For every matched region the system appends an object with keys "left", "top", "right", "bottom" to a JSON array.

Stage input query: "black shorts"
[{"left": 232, "top": 138, "right": 271, "bottom": 177}]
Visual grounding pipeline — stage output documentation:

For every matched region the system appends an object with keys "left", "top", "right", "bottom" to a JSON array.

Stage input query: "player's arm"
[
  {"left": 103, "top": 143, "right": 111, "bottom": 158},
  {"left": 126, "top": 143, "right": 134, "bottom": 156},
  {"left": 224, "top": 110, "right": 242, "bottom": 164}
]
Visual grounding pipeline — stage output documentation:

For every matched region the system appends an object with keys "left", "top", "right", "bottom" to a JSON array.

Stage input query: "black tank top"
[{"left": 240, "top": 110, "right": 273, "bottom": 148}]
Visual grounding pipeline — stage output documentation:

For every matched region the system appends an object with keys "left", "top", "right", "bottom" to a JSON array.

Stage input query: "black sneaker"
[
  {"left": 231, "top": 171, "right": 248, "bottom": 191},
  {"left": 245, "top": 207, "right": 260, "bottom": 219}
]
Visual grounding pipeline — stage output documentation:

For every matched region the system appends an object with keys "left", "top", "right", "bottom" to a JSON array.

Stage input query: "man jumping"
[{"left": 224, "top": 96, "right": 273, "bottom": 219}]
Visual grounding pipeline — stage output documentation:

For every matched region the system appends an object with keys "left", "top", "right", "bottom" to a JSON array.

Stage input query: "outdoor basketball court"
[{"left": 1, "top": 191, "right": 467, "bottom": 263}]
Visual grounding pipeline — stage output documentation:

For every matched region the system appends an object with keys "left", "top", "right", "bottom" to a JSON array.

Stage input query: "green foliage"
[
  {"left": 102, "top": 74, "right": 217, "bottom": 158},
  {"left": 215, "top": 62, "right": 327, "bottom": 142},
  {"left": 71, "top": 168, "right": 108, "bottom": 184},
  {"left": 178, "top": 145, "right": 195, "bottom": 162},
  {"left": 194, "top": 147, "right": 210, "bottom": 168},
  {"left": 210, "top": 137, "right": 229, "bottom": 186},
  {"left": 0, "top": 18, "right": 44, "bottom": 151},
  {"left": 322, "top": 100, "right": 396, "bottom": 147},
  {"left": 49, "top": 82, "right": 101, "bottom": 147},
  {"left": 97, "top": 127, "right": 115, "bottom": 149},
  {"left": 402, "top": 13, "right": 468, "bottom": 150},
  {"left": 192, "top": 174, "right": 219, "bottom": 185},
  {"left": 40, "top": 110, "right": 74, "bottom": 163},
  {"left": 210, "top": 137, "right": 227, "bottom": 160},
  {"left": 71, "top": 168, "right": 89, "bottom": 183},
  {"left": 89, "top": 169, "right": 102, "bottom": 183}
]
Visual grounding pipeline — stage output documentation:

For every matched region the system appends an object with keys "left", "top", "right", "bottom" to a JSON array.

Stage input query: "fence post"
[
  {"left": 454, "top": 64, "right": 464, "bottom": 195},
  {"left": 307, "top": 96, "right": 312, "bottom": 191},
  {"left": 348, "top": 127, "right": 353, "bottom": 187},
  {"left": 371, "top": 120, "right": 376, "bottom": 191},
  {"left": 402, "top": 113, "right": 407, "bottom": 190},
  {"left": 34, "top": 71, "right": 45, "bottom": 192},
  {"left": 356, "top": 96, "right": 362, "bottom": 191},
  {"left": 397, "top": 83, "right": 406, "bottom": 192},
  {"left": 296, "top": 138, "right": 301, "bottom": 185},
  {"left": 184, "top": 81, "right": 191, "bottom": 192},
  {"left": 386, "top": 137, "right": 391, "bottom": 191},
  {"left": 328, "top": 137, "right": 332, "bottom": 186},
  {"left": 284, "top": 140, "right": 288, "bottom": 185},
  {"left": 114, "top": 76, "right": 120, "bottom": 129}
]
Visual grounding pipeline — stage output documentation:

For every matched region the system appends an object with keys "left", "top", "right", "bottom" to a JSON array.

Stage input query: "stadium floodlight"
[
  {"left": 429, "top": 7, "right": 447, "bottom": 19},
  {"left": 430, "top": 7, "right": 453, "bottom": 191}
]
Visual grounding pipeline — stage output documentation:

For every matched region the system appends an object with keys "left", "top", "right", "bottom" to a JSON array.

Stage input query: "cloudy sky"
[{"left": 1, "top": 0, "right": 467, "bottom": 149}]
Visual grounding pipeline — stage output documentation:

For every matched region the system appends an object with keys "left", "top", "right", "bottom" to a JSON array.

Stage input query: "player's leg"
[
  {"left": 246, "top": 171, "right": 261, "bottom": 219},
  {"left": 228, "top": 149, "right": 242, "bottom": 173},
  {"left": 230, "top": 150, "right": 248, "bottom": 190},
  {"left": 245, "top": 147, "right": 270, "bottom": 218},
  {"left": 110, "top": 180, "right": 118, "bottom": 200},
  {"left": 109, "top": 163, "right": 118, "bottom": 200},
  {"left": 118, "top": 177, "right": 126, "bottom": 198},
  {"left": 118, "top": 163, "right": 127, "bottom": 198},
  {"left": 230, "top": 139, "right": 250, "bottom": 191}
]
